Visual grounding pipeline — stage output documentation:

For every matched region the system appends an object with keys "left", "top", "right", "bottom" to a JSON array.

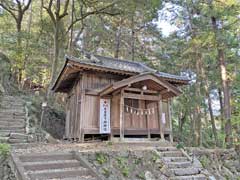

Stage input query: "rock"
[
  {"left": 145, "top": 171, "right": 156, "bottom": 180},
  {"left": 10, "top": 133, "right": 28, "bottom": 140},
  {"left": 0, "top": 84, "right": 5, "bottom": 94},
  {"left": 45, "top": 132, "right": 59, "bottom": 144}
]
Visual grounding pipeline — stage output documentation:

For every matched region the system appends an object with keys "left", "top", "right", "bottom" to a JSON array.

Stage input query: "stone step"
[
  {"left": 0, "top": 106, "right": 24, "bottom": 110},
  {"left": 1, "top": 98, "right": 24, "bottom": 102},
  {"left": 0, "top": 116, "right": 25, "bottom": 120},
  {"left": 0, "top": 129, "right": 25, "bottom": 135},
  {"left": 163, "top": 157, "right": 189, "bottom": 162},
  {"left": 19, "top": 153, "right": 74, "bottom": 162},
  {"left": 0, "top": 114, "right": 25, "bottom": 118},
  {"left": 0, "top": 100, "right": 24, "bottom": 104},
  {"left": 10, "top": 133, "right": 28, "bottom": 139},
  {"left": 159, "top": 151, "right": 183, "bottom": 157},
  {"left": 0, "top": 111, "right": 25, "bottom": 115},
  {"left": 0, "top": 121, "right": 25, "bottom": 127},
  {"left": 0, "top": 126, "right": 25, "bottom": 130},
  {"left": 0, "top": 136, "right": 9, "bottom": 143},
  {"left": 170, "top": 174, "right": 206, "bottom": 180},
  {"left": 167, "top": 161, "right": 192, "bottom": 168},
  {"left": 170, "top": 168, "right": 201, "bottom": 176},
  {"left": 60, "top": 176, "right": 97, "bottom": 180},
  {"left": 0, "top": 131, "right": 10, "bottom": 137},
  {"left": 8, "top": 138, "right": 28, "bottom": 144},
  {"left": 0, "top": 118, "right": 25, "bottom": 122},
  {"left": 0, "top": 106, "right": 25, "bottom": 112},
  {"left": 28, "top": 167, "right": 92, "bottom": 180},
  {"left": 23, "top": 160, "right": 82, "bottom": 171},
  {"left": 157, "top": 147, "right": 178, "bottom": 152}
]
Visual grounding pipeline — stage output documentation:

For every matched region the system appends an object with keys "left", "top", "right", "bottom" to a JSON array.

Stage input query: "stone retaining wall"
[{"left": 0, "top": 155, "right": 16, "bottom": 180}]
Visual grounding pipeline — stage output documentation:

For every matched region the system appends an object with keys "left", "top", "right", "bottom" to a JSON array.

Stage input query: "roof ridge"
[{"left": 93, "top": 54, "right": 146, "bottom": 65}]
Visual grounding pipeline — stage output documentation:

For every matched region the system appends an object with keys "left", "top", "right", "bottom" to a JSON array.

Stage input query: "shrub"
[{"left": 0, "top": 143, "right": 10, "bottom": 158}]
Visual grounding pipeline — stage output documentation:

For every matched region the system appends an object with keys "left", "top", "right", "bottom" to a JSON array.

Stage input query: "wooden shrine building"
[{"left": 52, "top": 54, "right": 189, "bottom": 141}]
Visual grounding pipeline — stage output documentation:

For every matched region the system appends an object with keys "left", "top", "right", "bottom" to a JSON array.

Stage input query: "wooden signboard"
[{"left": 99, "top": 99, "right": 111, "bottom": 134}]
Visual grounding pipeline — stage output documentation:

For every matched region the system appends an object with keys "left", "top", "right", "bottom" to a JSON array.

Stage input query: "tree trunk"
[
  {"left": 49, "top": 20, "right": 60, "bottom": 92},
  {"left": 68, "top": 0, "right": 74, "bottom": 52},
  {"left": 16, "top": 17, "right": 23, "bottom": 84},
  {"left": 207, "top": 92, "right": 218, "bottom": 146},
  {"left": 200, "top": 58, "right": 219, "bottom": 146},
  {"left": 194, "top": 55, "right": 203, "bottom": 147},
  {"left": 218, "top": 88, "right": 224, "bottom": 131},
  {"left": 114, "top": 26, "right": 121, "bottom": 58},
  {"left": 211, "top": 16, "right": 232, "bottom": 148},
  {"left": 130, "top": 15, "right": 135, "bottom": 61},
  {"left": 218, "top": 49, "right": 232, "bottom": 147}
]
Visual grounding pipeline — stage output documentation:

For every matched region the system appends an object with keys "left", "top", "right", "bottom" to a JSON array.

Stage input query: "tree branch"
[
  {"left": 0, "top": 2, "right": 17, "bottom": 21},
  {"left": 43, "top": 0, "right": 56, "bottom": 25},
  {"left": 22, "top": 0, "right": 32, "bottom": 13},
  {"left": 59, "top": 0, "right": 69, "bottom": 19},
  {"left": 65, "top": 2, "right": 120, "bottom": 34}
]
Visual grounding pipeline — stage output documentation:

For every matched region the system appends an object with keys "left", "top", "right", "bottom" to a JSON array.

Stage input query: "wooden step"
[
  {"left": 159, "top": 151, "right": 183, "bottom": 157},
  {"left": 163, "top": 157, "right": 189, "bottom": 162},
  {"left": 23, "top": 160, "right": 81, "bottom": 171},
  {"left": 28, "top": 167, "right": 92, "bottom": 180},
  {"left": 170, "top": 174, "right": 206, "bottom": 180},
  {"left": 170, "top": 168, "right": 201, "bottom": 176},
  {"left": 167, "top": 161, "right": 192, "bottom": 168},
  {"left": 19, "top": 153, "right": 74, "bottom": 162}
]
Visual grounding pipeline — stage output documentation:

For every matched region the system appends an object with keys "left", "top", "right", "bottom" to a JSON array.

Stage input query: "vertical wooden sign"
[{"left": 100, "top": 99, "right": 111, "bottom": 134}]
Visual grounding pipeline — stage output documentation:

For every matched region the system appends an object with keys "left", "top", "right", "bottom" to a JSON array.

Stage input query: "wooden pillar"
[
  {"left": 168, "top": 98, "right": 173, "bottom": 143},
  {"left": 120, "top": 90, "right": 124, "bottom": 141},
  {"left": 79, "top": 89, "right": 85, "bottom": 142},
  {"left": 146, "top": 101, "right": 150, "bottom": 139},
  {"left": 158, "top": 95, "right": 165, "bottom": 140}
]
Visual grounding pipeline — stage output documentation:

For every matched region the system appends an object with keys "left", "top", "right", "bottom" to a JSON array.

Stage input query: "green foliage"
[
  {"left": 133, "top": 157, "right": 142, "bottom": 165},
  {"left": 106, "top": 141, "right": 113, "bottom": 146},
  {"left": 102, "top": 167, "right": 111, "bottom": 178},
  {"left": 199, "top": 155, "right": 210, "bottom": 168},
  {"left": 151, "top": 151, "right": 160, "bottom": 163},
  {"left": 176, "top": 142, "right": 184, "bottom": 150},
  {"left": 136, "top": 171, "right": 146, "bottom": 180},
  {"left": 0, "top": 143, "right": 10, "bottom": 158},
  {"left": 116, "top": 156, "right": 130, "bottom": 177},
  {"left": 96, "top": 152, "right": 108, "bottom": 165}
]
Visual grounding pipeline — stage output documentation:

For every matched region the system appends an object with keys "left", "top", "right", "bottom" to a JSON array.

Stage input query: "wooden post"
[
  {"left": 80, "top": 89, "right": 85, "bottom": 142},
  {"left": 168, "top": 98, "right": 173, "bottom": 143},
  {"left": 120, "top": 90, "right": 124, "bottom": 141},
  {"left": 146, "top": 101, "right": 150, "bottom": 139},
  {"left": 158, "top": 95, "right": 165, "bottom": 140}
]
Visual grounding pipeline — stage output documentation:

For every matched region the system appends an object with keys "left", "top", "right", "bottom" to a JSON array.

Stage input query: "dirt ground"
[{"left": 12, "top": 140, "right": 171, "bottom": 155}]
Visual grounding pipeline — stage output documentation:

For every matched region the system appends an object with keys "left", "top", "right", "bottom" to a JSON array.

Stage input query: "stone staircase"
[
  {"left": 10, "top": 151, "right": 102, "bottom": 180},
  {"left": 0, "top": 95, "right": 32, "bottom": 144},
  {"left": 155, "top": 147, "right": 210, "bottom": 180}
]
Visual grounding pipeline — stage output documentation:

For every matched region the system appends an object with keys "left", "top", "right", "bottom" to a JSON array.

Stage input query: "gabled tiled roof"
[{"left": 65, "top": 54, "right": 190, "bottom": 82}]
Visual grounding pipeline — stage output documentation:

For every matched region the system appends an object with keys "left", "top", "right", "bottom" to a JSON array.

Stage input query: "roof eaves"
[{"left": 51, "top": 56, "right": 69, "bottom": 91}]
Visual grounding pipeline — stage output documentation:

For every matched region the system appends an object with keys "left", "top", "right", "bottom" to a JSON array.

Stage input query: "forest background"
[{"left": 0, "top": 0, "right": 240, "bottom": 149}]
